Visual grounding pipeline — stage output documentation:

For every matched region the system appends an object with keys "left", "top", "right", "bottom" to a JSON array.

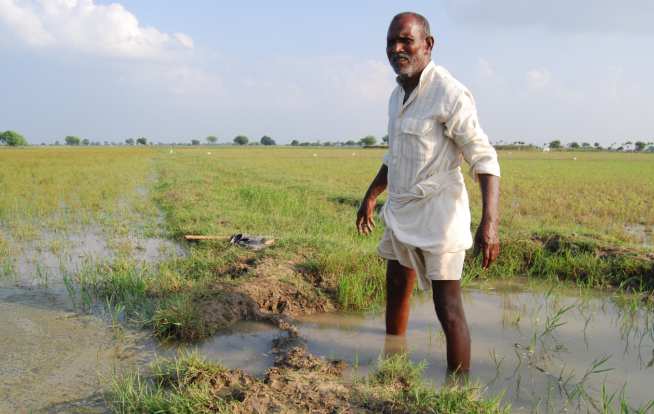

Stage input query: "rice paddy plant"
[
  {"left": 2, "top": 146, "right": 653, "bottom": 343},
  {"left": 150, "top": 292, "right": 207, "bottom": 341}
]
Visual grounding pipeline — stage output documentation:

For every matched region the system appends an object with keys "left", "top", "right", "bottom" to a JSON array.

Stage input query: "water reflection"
[{"left": 193, "top": 284, "right": 654, "bottom": 412}]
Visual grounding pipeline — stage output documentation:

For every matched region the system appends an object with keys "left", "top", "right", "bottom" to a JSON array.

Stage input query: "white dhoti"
[{"left": 378, "top": 167, "right": 470, "bottom": 290}]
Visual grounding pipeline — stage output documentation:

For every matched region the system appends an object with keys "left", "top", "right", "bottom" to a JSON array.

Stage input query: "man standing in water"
[{"left": 356, "top": 12, "right": 501, "bottom": 375}]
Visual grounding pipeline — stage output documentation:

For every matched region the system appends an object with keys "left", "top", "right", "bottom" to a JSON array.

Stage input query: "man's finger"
[
  {"left": 482, "top": 245, "right": 491, "bottom": 269},
  {"left": 489, "top": 244, "right": 500, "bottom": 264}
]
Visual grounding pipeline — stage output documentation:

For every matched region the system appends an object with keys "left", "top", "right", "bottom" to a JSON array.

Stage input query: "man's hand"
[
  {"left": 357, "top": 164, "right": 388, "bottom": 235},
  {"left": 475, "top": 173, "right": 500, "bottom": 269},
  {"left": 474, "top": 218, "right": 500, "bottom": 269},
  {"left": 356, "top": 197, "right": 376, "bottom": 235}
]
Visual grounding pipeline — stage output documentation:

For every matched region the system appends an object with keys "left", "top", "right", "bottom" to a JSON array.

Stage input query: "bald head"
[{"left": 390, "top": 12, "right": 431, "bottom": 39}]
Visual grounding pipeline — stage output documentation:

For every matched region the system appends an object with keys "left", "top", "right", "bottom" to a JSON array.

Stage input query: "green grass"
[
  {"left": 108, "top": 351, "right": 509, "bottom": 414},
  {"left": 2, "top": 147, "right": 653, "bottom": 334}
]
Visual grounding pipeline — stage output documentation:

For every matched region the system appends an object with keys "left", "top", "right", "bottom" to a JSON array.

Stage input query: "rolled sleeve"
[{"left": 444, "top": 89, "right": 501, "bottom": 181}]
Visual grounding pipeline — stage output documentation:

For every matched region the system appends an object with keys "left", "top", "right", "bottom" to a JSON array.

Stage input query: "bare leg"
[
  {"left": 385, "top": 260, "right": 416, "bottom": 335},
  {"left": 432, "top": 280, "right": 471, "bottom": 374},
  {"left": 382, "top": 334, "right": 408, "bottom": 357}
]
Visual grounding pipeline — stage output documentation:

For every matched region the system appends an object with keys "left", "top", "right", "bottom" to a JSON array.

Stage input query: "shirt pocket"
[{"left": 398, "top": 117, "right": 435, "bottom": 160}]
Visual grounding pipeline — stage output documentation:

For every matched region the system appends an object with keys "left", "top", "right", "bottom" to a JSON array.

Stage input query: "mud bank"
[
  {"left": 111, "top": 330, "right": 506, "bottom": 414},
  {"left": 159, "top": 258, "right": 336, "bottom": 341}
]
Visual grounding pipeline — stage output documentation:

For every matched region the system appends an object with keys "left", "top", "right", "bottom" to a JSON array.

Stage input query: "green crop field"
[
  {"left": 2, "top": 147, "right": 653, "bottom": 315},
  {"left": 2, "top": 146, "right": 653, "bottom": 412}
]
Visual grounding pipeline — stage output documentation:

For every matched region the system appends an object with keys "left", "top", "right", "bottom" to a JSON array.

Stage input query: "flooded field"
[
  {"left": 1, "top": 147, "right": 653, "bottom": 412},
  {"left": 189, "top": 283, "right": 654, "bottom": 412},
  {"left": 0, "top": 227, "right": 185, "bottom": 412},
  {"left": 0, "top": 287, "right": 156, "bottom": 413}
]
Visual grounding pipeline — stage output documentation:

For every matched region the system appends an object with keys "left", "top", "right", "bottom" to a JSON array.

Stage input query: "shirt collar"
[{"left": 397, "top": 61, "right": 435, "bottom": 109}]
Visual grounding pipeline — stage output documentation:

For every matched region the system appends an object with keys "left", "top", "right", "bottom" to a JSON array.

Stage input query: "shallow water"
[
  {"left": 0, "top": 227, "right": 184, "bottom": 412},
  {"left": 0, "top": 227, "right": 185, "bottom": 288},
  {"left": 625, "top": 224, "right": 654, "bottom": 248},
  {"left": 196, "top": 284, "right": 654, "bottom": 412},
  {"left": 0, "top": 288, "right": 157, "bottom": 413}
]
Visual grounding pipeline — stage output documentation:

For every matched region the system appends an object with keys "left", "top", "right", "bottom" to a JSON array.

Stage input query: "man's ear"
[{"left": 426, "top": 35, "right": 435, "bottom": 52}]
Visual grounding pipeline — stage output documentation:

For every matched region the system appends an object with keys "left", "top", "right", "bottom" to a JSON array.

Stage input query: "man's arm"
[
  {"left": 475, "top": 174, "right": 500, "bottom": 268},
  {"left": 356, "top": 164, "right": 388, "bottom": 235}
]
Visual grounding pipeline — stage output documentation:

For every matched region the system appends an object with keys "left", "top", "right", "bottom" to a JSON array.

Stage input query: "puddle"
[
  {"left": 196, "top": 285, "right": 654, "bottom": 412},
  {"left": 0, "top": 225, "right": 185, "bottom": 411},
  {"left": 0, "top": 228, "right": 186, "bottom": 288},
  {"left": 625, "top": 224, "right": 654, "bottom": 247},
  {"left": 0, "top": 288, "right": 157, "bottom": 413}
]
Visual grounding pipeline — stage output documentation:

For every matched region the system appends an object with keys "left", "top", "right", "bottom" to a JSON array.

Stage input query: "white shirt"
[{"left": 381, "top": 61, "right": 500, "bottom": 254}]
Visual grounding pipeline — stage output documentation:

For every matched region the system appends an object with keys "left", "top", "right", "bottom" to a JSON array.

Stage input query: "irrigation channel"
[{"left": 1, "top": 232, "right": 653, "bottom": 412}]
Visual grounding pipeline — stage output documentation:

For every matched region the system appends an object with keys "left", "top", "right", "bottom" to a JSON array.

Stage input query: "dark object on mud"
[{"left": 184, "top": 233, "right": 275, "bottom": 250}]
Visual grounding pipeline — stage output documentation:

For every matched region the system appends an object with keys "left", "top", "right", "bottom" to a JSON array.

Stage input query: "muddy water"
[
  {"left": 197, "top": 284, "right": 654, "bottom": 412},
  {"left": 0, "top": 288, "right": 157, "bottom": 413},
  {"left": 0, "top": 229, "right": 185, "bottom": 412},
  {"left": 0, "top": 228, "right": 185, "bottom": 289}
]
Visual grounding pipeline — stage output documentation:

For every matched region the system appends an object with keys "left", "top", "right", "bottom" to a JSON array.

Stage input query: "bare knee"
[{"left": 435, "top": 301, "right": 465, "bottom": 331}]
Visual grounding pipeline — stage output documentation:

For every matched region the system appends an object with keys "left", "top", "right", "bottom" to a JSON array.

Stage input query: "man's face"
[{"left": 386, "top": 16, "right": 433, "bottom": 80}]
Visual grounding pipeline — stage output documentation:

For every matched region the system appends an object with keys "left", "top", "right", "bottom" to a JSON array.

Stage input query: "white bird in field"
[
  {"left": 169, "top": 149, "right": 173, "bottom": 154},
  {"left": 352, "top": 152, "right": 356, "bottom": 156},
  {"left": 207, "top": 152, "right": 211, "bottom": 155},
  {"left": 313, "top": 153, "right": 317, "bottom": 157},
  {"left": 573, "top": 157, "right": 577, "bottom": 161}
]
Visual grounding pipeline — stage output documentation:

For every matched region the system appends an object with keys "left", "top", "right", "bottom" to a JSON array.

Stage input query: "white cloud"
[
  {"left": 0, "top": 0, "right": 193, "bottom": 59},
  {"left": 526, "top": 68, "right": 551, "bottom": 90},
  {"left": 0, "top": 0, "right": 54, "bottom": 46}
]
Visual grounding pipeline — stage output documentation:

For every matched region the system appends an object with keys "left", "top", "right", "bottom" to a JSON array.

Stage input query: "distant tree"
[
  {"left": 299, "top": 142, "right": 311, "bottom": 146},
  {"left": 54, "top": 140, "right": 60, "bottom": 146},
  {"left": 233, "top": 135, "right": 249, "bottom": 145},
  {"left": 569, "top": 142, "right": 580, "bottom": 149},
  {"left": 594, "top": 142, "right": 601, "bottom": 149},
  {"left": 206, "top": 135, "right": 218, "bottom": 144},
  {"left": 382, "top": 134, "right": 389, "bottom": 144},
  {"left": 0, "top": 130, "right": 28, "bottom": 146},
  {"left": 548, "top": 140, "right": 562, "bottom": 149},
  {"left": 125, "top": 138, "right": 135, "bottom": 145},
  {"left": 323, "top": 141, "right": 332, "bottom": 147},
  {"left": 344, "top": 140, "right": 357, "bottom": 146},
  {"left": 136, "top": 137, "right": 147, "bottom": 145},
  {"left": 582, "top": 142, "right": 590, "bottom": 147},
  {"left": 191, "top": 139, "right": 200, "bottom": 146},
  {"left": 81, "top": 138, "right": 90, "bottom": 146},
  {"left": 359, "top": 135, "right": 377, "bottom": 146},
  {"left": 635, "top": 141, "right": 647, "bottom": 152},
  {"left": 260, "top": 135, "right": 276, "bottom": 146},
  {"left": 65, "top": 136, "right": 81, "bottom": 145},
  {"left": 290, "top": 139, "right": 299, "bottom": 146}
]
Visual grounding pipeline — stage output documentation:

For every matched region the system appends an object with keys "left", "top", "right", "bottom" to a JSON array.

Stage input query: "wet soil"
[{"left": 195, "top": 258, "right": 335, "bottom": 338}]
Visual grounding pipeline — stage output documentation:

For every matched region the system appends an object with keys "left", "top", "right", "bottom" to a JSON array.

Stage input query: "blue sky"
[{"left": 1, "top": 1, "right": 653, "bottom": 145}]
